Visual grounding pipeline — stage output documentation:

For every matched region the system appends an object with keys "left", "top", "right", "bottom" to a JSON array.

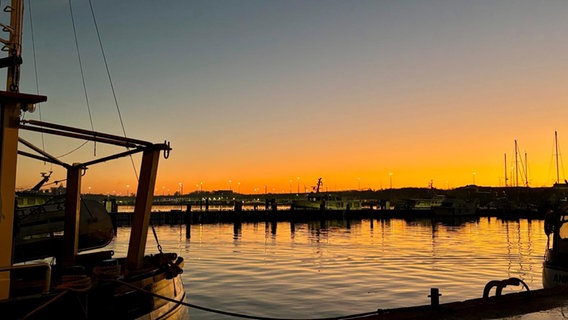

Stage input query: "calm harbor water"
[{"left": 107, "top": 217, "right": 568, "bottom": 319}]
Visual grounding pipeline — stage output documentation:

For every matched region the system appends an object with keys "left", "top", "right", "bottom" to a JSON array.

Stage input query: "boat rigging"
[{"left": 0, "top": 1, "right": 186, "bottom": 318}]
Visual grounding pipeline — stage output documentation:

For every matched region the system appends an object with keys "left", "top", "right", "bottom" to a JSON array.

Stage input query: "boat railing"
[{"left": 0, "top": 262, "right": 51, "bottom": 297}]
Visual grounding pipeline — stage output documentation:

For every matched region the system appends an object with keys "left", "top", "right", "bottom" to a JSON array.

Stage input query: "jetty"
[{"left": 99, "top": 183, "right": 561, "bottom": 227}]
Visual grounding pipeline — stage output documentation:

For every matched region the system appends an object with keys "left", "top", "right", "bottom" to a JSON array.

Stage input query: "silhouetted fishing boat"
[
  {"left": 432, "top": 197, "right": 478, "bottom": 217},
  {"left": 0, "top": 1, "right": 186, "bottom": 319},
  {"left": 291, "top": 178, "right": 362, "bottom": 210}
]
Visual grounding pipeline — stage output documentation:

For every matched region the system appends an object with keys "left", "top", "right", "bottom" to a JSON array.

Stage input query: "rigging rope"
[
  {"left": 22, "top": 1, "right": 92, "bottom": 162},
  {"left": 20, "top": 291, "right": 69, "bottom": 320},
  {"left": 55, "top": 140, "right": 90, "bottom": 158},
  {"left": 151, "top": 224, "right": 164, "bottom": 254},
  {"left": 68, "top": 0, "right": 96, "bottom": 156},
  {"left": 26, "top": 0, "right": 52, "bottom": 171},
  {"left": 87, "top": 0, "right": 139, "bottom": 181},
  {"left": 110, "top": 279, "right": 378, "bottom": 320}
]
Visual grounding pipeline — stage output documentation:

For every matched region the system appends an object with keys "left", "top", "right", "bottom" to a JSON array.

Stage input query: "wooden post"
[
  {"left": 62, "top": 164, "right": 82, "bottom": 267},
  {"left": 0, "top": 100, "right": 19, "bottom": 299},
  {"left": 185, "top": 211, "right": 191, "bottom": 239},
  {"left": 0, "top": 92, "right": 47, "bottom": 299},
  {"left": 0, "top": 0, "right": 25, "bottom": 299},
  {"left": 126, "top": 148, "right": 160, "bottom": 271}
]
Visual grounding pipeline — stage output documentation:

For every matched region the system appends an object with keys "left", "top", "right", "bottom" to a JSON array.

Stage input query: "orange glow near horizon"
[{"left": 15, "top": 127, "right": 565, "bottom": 195}]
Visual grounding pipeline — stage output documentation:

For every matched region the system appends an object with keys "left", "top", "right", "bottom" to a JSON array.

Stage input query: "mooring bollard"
[{"left": 428, "top": 288, "right": 441, "bottom": 306}]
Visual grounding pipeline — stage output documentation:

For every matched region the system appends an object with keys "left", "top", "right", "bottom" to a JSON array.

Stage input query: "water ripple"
[{"left": 108, "top": 217, "right": 547, "bottom": 319}]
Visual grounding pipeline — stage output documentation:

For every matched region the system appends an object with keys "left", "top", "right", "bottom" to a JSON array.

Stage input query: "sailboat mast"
[
  {"left": 504, "top": 153, "right": 508, "bottom": 187},
  {"left": 514, "top": 140, "right": 519, "bottom": 187},
  {"left": 525, "top": 152, "right": 528, "bottom": 187},
  {"left": 556, "top": 131, "right": 560, "bottom": 185}
]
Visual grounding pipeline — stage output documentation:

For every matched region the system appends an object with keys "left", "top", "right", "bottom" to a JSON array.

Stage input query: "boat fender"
[
  {"left": 544, "top": 209, "right": 555, "bottom": 235},
  {"left": 174, "top": 256, "right": 184, "bottom": 267},
  {"left": 165, "top": 259, "right": 184, "bottom": 279},
  {"left": 482, "top": 277, "right": 530, "bottom": 298}
]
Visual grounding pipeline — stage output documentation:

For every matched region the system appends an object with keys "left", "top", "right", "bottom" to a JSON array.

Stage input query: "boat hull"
[
  {"left": 14, "top": 198, "right": 115, "bottom": 262},
  {"left": 0, "top": 254, "right": 187, "bottom": 320},
  {"left": 432, "top": 199, "right": 477, "bottom": 217},
  {"left": 543, "top": 262, "right": 568, "bottom": 289},
  {"left": 291, "top": 199, "right": 362, "bottom": 210}
]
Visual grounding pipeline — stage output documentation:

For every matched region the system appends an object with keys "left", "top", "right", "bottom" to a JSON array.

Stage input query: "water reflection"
[
  {"left": 108, "top": 217, "right": 551, "bottom": 319},
  {"left": 233, "top": 222, "right": 241, "bottom": 240}
]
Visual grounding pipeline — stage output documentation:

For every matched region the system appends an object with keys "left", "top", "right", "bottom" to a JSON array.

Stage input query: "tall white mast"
[
  {"left": 555, "top": 131, "right": 560, "bottom": 185},
  {"left": 514, "top": 140, "right": 519, "bottom": 187}
]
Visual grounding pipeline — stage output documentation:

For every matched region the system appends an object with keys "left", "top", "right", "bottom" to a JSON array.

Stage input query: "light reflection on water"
[{"left": 107, "top": 217, "right": 552, "bottom": 319}]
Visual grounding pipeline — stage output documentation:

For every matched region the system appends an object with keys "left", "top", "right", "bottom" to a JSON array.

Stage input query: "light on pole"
[{"left": 389, "top": 172, "right": 393, "bottom": 189}]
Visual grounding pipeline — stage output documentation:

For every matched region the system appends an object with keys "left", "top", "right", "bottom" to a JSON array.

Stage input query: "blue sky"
[{"left": 12, "top": 0, "right": 568, "bottom": 194}]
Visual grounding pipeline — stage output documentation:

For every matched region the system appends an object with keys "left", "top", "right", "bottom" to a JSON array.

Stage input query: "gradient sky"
[{"left": 11, "top": 0, "right": 568, "bottom": 195}]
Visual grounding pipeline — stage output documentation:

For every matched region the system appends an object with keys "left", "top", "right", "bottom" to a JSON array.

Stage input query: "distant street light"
[
  {"left": 472, "top": 172, "right": 476, "bottom": 185},
  {"left": 389, "top": 172, "right": 393, "bottom": 189},
  {"left": 297, "top": 176, "right": 300, "bottom": 194}
]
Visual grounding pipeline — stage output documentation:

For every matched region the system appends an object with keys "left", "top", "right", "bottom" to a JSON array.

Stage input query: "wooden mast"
[{"left": 0, "top": 0, "right": 46, "bottom": 299}]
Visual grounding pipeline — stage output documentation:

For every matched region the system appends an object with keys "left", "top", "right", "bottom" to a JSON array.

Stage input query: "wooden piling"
[{"left": 185, "top": 210, "right": 191, "bottom": 239}]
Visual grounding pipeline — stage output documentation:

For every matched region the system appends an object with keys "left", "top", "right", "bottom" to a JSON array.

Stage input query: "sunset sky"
[{"left": 11, "top": 0, "right": 568, "bottom": 195}]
